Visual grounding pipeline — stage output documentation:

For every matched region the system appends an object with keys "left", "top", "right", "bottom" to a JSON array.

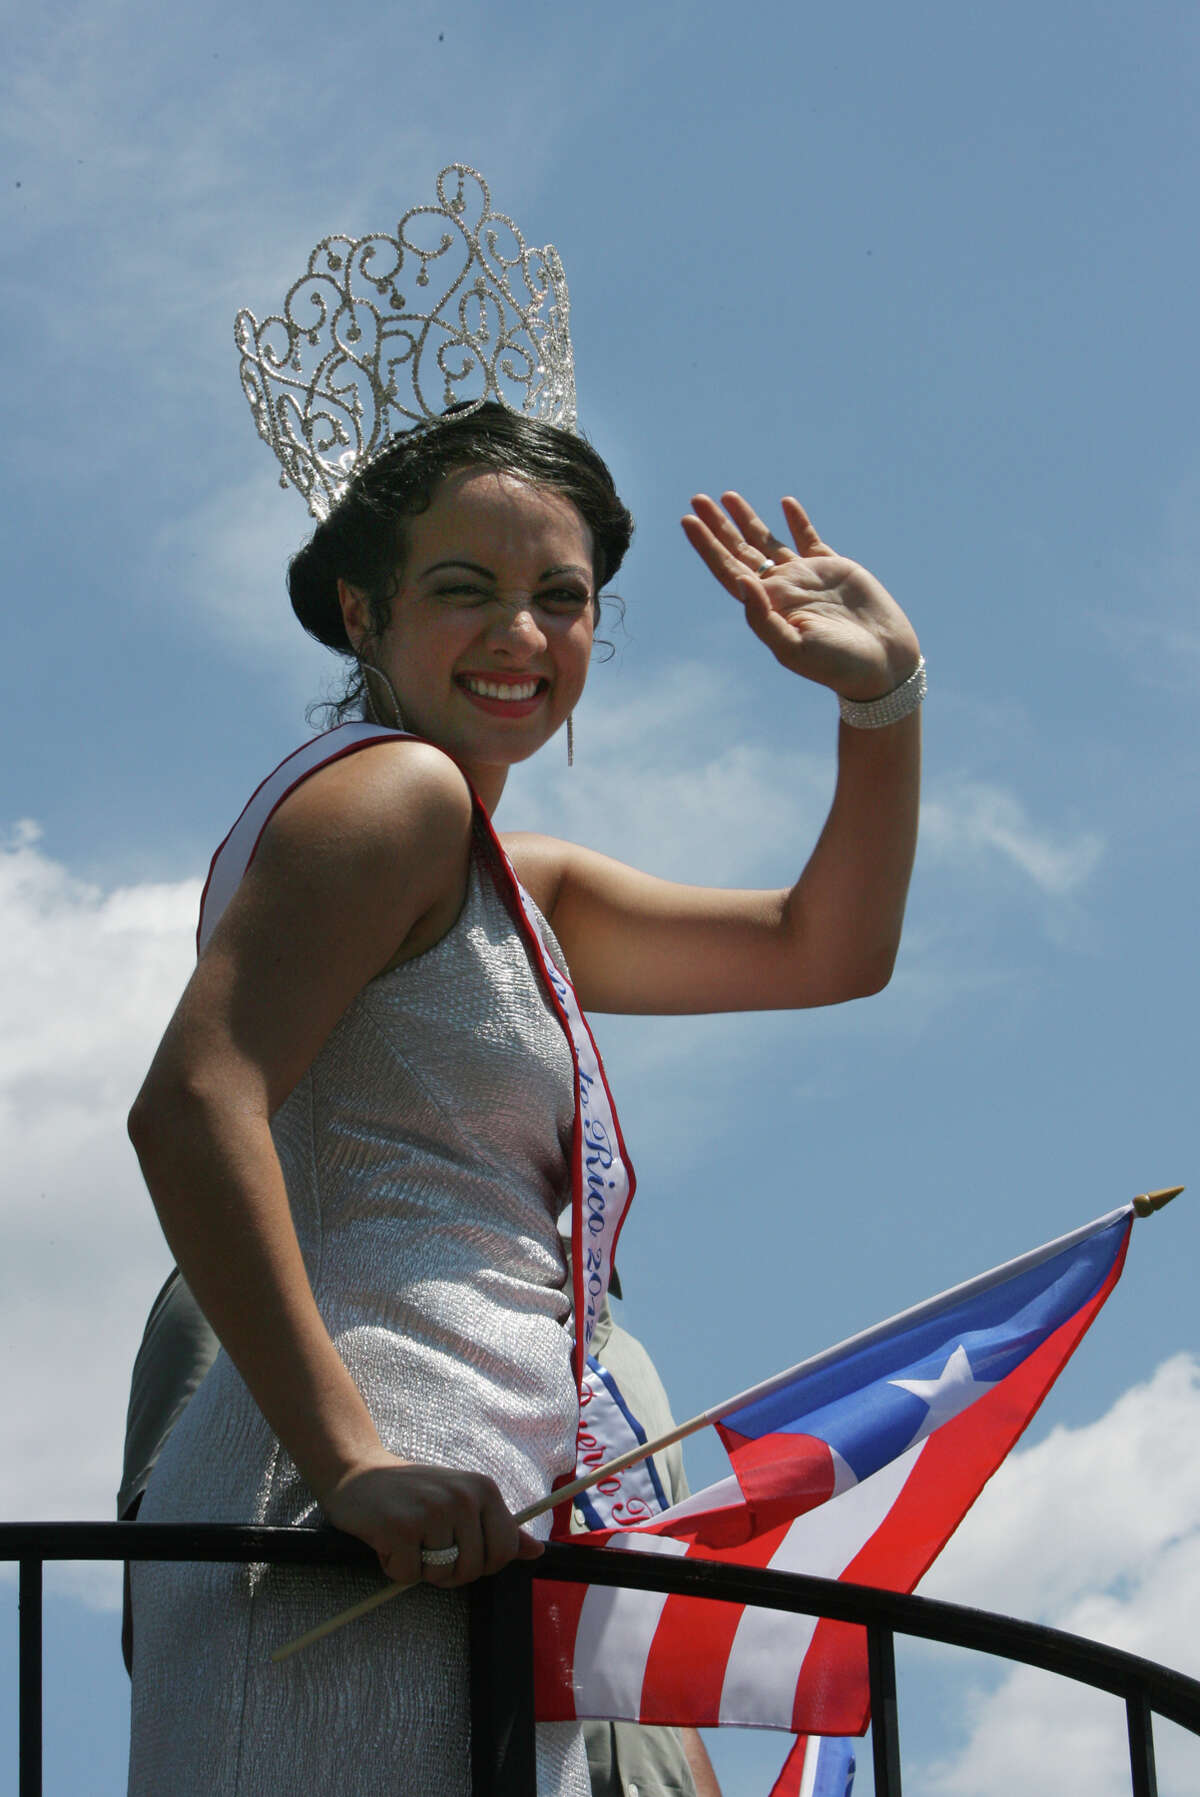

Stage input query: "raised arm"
[
  {"left": 506, "top": 493, "right": 921, "bottom": 1015},
  {"left": 127, "top": 740, "right": 541, "bottom": 1584}
]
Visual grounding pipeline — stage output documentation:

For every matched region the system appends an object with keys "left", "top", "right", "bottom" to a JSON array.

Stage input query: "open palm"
[{"left": 682, "top": 491, "right": 921, "bottom": 703}]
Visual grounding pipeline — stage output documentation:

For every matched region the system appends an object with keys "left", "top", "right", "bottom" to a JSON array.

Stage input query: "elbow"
[
  {"left": 855, "top": 946, "right": 898, "bottom": 998},
  {"left": 127, "top": 1081, "right": 157, "bottom": 1160},
  {"left": 821, "top": 944, "right": 898, "bottom": 1005},
  {"left": 127, "top": 1061, "right": 225, "bottom": 1178},
  {"left": 127, "top": 1074, "right": 179, "bottom": 1181}
]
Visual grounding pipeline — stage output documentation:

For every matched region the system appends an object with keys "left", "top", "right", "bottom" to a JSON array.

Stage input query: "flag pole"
[
  {"left": 271, "top": 1185, "right": 1183, "bottom": 1664},
  {"left": 270, "top": 1399, "right": 725, "bottom": 1662}
]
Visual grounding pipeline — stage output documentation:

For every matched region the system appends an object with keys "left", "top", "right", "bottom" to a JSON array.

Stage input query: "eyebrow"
[{"left": 419, "top": 558, "right": 593, "bottom": 583}]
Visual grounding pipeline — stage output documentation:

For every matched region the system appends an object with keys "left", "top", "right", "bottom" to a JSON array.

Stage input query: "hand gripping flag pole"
[{"left": 271, "top": 1188, "right": 1181, "bottom": 1666}]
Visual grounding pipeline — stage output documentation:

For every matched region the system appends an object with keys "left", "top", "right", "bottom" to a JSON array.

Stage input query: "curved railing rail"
[{"left": 6, "top": 1521, "right": 1198, "bottom": 1797}]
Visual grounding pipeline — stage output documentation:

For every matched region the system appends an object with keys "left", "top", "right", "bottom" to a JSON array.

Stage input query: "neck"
[{"left": 458, "top": 761, "right": 508, "bottom": 816}]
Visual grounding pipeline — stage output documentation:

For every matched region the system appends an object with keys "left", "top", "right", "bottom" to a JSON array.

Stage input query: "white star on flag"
[{"left": 889, "top": 1343, "right": 997, "bottom": 1449}]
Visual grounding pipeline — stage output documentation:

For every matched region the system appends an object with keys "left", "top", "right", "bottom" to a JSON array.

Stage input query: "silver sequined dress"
[{"left": 128, "top": 819, "right": 590, "bottom": 1796}]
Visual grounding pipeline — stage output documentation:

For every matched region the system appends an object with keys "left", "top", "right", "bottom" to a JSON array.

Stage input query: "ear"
[{"left": 337, "top": 578, "right": 370, "bottom": 651}]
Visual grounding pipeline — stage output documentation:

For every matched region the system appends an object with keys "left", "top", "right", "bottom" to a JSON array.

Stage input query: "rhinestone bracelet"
[{"left": 838, "top": 656, "right": 926, "bottom": 730}]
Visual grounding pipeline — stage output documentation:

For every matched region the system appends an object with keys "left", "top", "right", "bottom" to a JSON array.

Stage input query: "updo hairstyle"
[{"left": 287, "top": 404, "right": 634, "bottom": 716}]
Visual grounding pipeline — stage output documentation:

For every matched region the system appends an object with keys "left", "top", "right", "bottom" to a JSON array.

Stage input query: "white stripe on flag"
[
  {"left": 830, "top": 1444, "right": 858, "bottom": 1497},
  {"left": 649, "top": 1473, "right": 744, "bottom": 1526},
  {"left": 716, "top": 1444, "right": 922, "bottom": 1726},
  {"left": 571, "top": 1533, "right": 690, "bottom": 1720}
]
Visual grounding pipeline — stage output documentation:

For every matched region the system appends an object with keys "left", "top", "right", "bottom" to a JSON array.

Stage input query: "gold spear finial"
[{"left": 1132, "top": 1185, "right": 1184, "bottom": 1217}]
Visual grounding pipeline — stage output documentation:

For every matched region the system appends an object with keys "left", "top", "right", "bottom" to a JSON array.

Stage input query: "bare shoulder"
[
  {"left": 214, "top": 739, "right": 475, "bottom": 974},
  {"left": 261, "top": 739, "right": 473, "bottom": 873}
]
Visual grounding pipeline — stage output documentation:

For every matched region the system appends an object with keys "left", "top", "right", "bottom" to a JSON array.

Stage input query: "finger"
[
  {"left": 683, "top": 499, "right": 787, "bottom": 598},
  {"left": 719, "top": 492, "right": 790, "bottom": 565},
  {"left": 689, "top": 491, "right": 744, "bottom": 545},
  {"left": 781, "top": 495, "right": 835, "bottom": 558},
  {"left": 695, "top": 492, "right": 785, "bottom": 574},
  {"left": 680, "top": 512, "right": 758, "bottom": 600},
  {"left": 440, "top": 1512, "right": 486, "bottom": 1587},
  {"left": 516, "top": 1527, "right": 546, "bottom": 1561},
  {"left": 478, "top": 1489, "right": 522, "bottom": 1577},
  {"left": 379, "top": 1538, "right": 424, "bottom": 1588}
]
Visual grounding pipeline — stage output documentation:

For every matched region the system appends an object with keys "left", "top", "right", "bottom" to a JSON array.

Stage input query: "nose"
[{"left": 485, "top": 597, "right": 547, "bottom": 657}]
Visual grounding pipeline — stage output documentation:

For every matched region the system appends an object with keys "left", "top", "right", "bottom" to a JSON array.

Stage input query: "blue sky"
[{"left": 2, "top": 1, "right": 1198, "bottom": 1790}]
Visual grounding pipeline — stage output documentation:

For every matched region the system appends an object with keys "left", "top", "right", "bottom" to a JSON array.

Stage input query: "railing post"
[
  {"left": 18, "top": 1556, "right": 43, "bottom": 1797},
  {"left": 469, "top": 1560, "right": 537, "bottom": 1795},
  {"left": 1126, "top": 1689, "right": 1158, "bottom": 1797},
  {"left": 867, "top": 1620, "right": 902, "bottom": 1797}
]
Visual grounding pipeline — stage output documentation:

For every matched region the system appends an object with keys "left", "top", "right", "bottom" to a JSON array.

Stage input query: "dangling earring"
[
  {"left": 359, "top": 661, "right": 407, "bottom": 732},
  {"left": 566, "top": 712, "right": 575, "bottom": 768}
]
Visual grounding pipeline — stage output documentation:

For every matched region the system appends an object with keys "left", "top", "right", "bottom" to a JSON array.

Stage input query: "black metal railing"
[{"left": 6, "top": 1521, "right": 1200, "bottom": 1797}]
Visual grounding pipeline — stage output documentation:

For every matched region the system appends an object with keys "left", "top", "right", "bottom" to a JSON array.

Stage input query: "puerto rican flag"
[{"left": 533, "top": 1205, "right": 1133, "bottom": 1791}]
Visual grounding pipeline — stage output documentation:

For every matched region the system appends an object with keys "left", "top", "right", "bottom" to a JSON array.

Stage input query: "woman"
[{"left": 126, "top": 403, "right": 921, "bottom": 1795}]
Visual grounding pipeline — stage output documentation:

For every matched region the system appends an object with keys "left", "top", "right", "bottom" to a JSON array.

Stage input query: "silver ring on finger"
[
  {"left": 420, "top": 1544, "right": 460, "bottom": 1568},
  {"left": 755, "top": 560, "right": 773, "bottom": 576}
]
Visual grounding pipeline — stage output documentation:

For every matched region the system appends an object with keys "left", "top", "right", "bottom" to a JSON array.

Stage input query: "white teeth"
[{"left": 462, "top": 676, "right": 540, "bottom": 700}]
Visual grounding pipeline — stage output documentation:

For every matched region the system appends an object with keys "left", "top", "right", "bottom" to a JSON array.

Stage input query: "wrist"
[
  {"left": 285, "top": 1394, "right": 388, "bottom": 1506},
  {"left": 838, "top": 655, "right": 926, "bottom": 729}
]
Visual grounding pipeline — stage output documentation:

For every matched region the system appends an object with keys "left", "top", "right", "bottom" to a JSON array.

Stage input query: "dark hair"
[{"left": 287, "top": 406, "right": 634, "bottom": 705}]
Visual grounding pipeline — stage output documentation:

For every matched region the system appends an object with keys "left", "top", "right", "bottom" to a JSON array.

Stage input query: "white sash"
[{"left": 196, "top": 723, "right": 636, "bottom": 1510}]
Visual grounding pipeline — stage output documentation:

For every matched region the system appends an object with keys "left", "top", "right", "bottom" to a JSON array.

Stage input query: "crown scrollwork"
[{"left": 234, "top": 164, "right": 577, "bottom": 520}]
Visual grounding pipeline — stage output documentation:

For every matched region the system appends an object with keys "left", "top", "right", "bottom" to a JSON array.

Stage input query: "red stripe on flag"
[
  {"left": 767, "top": 1733, "right": 810, "bottom": 1797},
  {"left": 532, "top": 1579, "right": 591, "bottom": 1721},
  {"left": 637, "top": 1521, "right": 793, "bottom": 1725},
  {"left": 717, "top": 1430, "right": 838, "bottom": 1537},
  {"left": 790, "top": 1227, "right": 1130, "bottom": 1735}
]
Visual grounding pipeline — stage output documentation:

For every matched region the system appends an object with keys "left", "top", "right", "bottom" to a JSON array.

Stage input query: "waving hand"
[{"left": 682, "top": 492, "right": 920, "bottom": 704}]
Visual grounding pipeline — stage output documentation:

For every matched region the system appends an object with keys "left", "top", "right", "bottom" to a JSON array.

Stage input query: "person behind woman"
[{"left": 125, "top": 180, "right": 922, "bottom": 1797}]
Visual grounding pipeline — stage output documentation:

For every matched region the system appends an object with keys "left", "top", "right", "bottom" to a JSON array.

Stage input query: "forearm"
[
  {"left": 129, "top": 1080, "right": 384, "bottom": 1502},
  {"left": 680, "top": 1727, "right": 724, "bottom": 1796},
  {"left": 517, "top": 700, "right": 920, "bottom": 1016},
  {"left": 781, "top": 706, "right": 921, "bottom": 1002}
]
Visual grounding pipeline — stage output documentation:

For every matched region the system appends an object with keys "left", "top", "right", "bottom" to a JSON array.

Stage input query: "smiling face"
[{"left": 338, "top": 466, "right": 596, "bottom": 809}]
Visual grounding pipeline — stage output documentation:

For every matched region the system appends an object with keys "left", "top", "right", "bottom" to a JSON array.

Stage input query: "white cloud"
[
  {"left": 914, "top": 1355, "right": 1200, "bottom": 1796},
  {"left": 502, "top": 666, "right": 1111, "bottom": 1144},
  {"left": 923, "top": 777, "right": 1105, "bottom": 897},
  {"left": 506, "top": 663, "right": 831, "bottom": 886},
  {"left": 509, "top": 663, "right": 1106, "bottom": 906},
  {"left": 152, "top": 477, "right": 337, "bottom": 687},
  {"left": 0, "top": 824, "right": 196, "bottom": 1573}
]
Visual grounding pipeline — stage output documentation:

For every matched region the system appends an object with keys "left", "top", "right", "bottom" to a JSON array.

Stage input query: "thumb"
[{"left": 516, "top": 1528, "right": 546, "bottom": 1559}]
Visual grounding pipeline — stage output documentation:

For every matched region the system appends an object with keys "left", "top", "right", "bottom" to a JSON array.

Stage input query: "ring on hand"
[
  {"left": 754, "top": 560, "right": 773, "bottom": 576},
  {"left": 420, "top": 1544, "right": 460, "bottom": 1568}
]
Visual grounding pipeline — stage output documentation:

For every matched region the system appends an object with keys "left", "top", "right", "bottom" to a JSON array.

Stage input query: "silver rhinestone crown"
[{"left": 234, "top": 164, "right": 577, "bottom": 521}]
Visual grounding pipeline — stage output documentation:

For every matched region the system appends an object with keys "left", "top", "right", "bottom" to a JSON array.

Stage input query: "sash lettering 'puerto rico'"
[
  {"left": 575, "top": 1355, "right": 672, "bottom": 1534},
  {"left": 197, "top": 722, "right": 635, "bottom": 1485},
  {"left": 498, "top": 862, "right": 637, "bottom": 1384}
]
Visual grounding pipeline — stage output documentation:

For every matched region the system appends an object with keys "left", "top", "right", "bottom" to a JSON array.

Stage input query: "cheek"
[
  {"left": 385, "top": 611, "right": 466, "bottom": 683},
  {"left": 564, "top": 627, "right": 593, "bottom": 692}
]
